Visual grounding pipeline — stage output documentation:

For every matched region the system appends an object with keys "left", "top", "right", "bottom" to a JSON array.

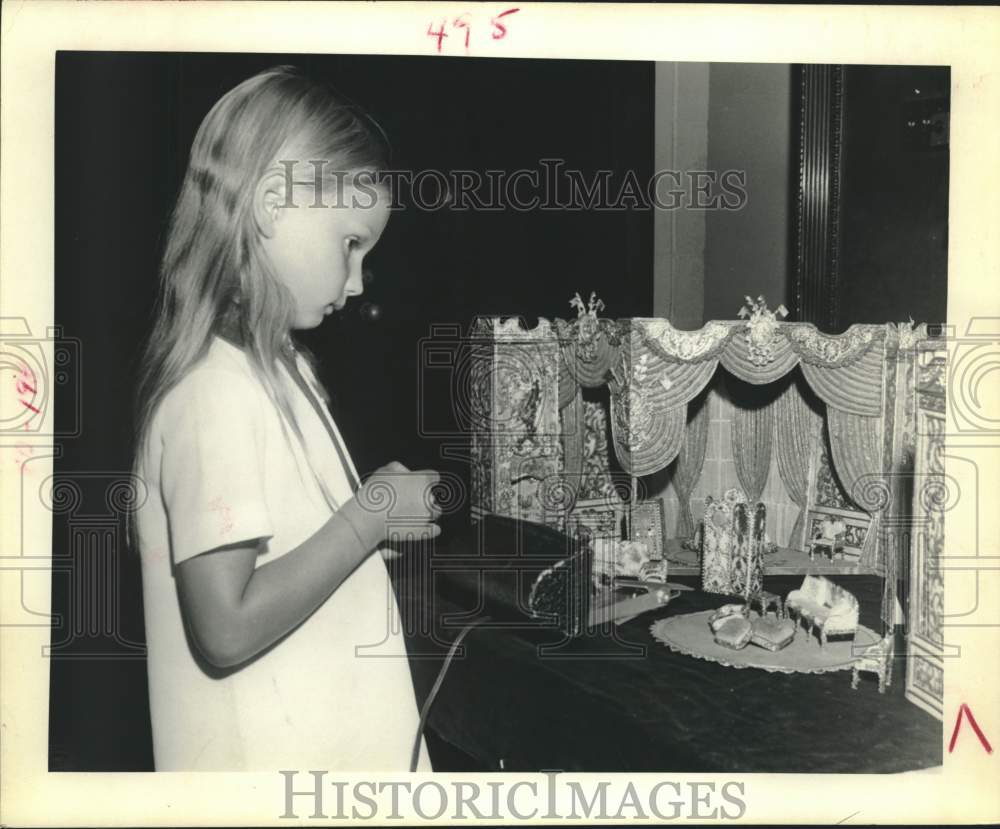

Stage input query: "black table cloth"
[{"left": 390, "top": 521, "right": 941, "bottom": 773}]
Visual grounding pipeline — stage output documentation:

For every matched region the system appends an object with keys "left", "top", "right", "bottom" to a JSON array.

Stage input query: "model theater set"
[{"left": 468, "top": 294, "right": 945, "bottom": 717}]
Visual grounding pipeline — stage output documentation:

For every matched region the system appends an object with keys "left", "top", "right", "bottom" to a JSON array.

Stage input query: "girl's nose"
[{"left": 345, "top": 264, "right": 365, "bottom": 297}]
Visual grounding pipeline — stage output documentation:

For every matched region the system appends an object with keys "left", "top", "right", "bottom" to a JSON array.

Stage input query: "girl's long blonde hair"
[{"left": 133, "top": 66, "right": 389, "bottom": 521}]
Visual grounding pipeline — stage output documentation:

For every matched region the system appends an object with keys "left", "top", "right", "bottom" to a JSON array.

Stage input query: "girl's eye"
[{"left": 346, "top": 237, "right": 361, "bottom": 252}]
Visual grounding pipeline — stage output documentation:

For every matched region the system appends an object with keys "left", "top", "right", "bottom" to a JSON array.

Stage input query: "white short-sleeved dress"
[{"left": 136, "top": 336, "right": 428, "bottom": 771}]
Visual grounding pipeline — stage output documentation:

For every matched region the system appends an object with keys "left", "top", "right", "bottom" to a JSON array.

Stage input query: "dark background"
[
  {"left": 50, "top": 53, "right": 947, "bottom": 771},
  {"left": 836, "top": 64, "right": 950, "bottom": 329},
  {"left": 50, "top": 51, "right": 654, "bottom": 771}
]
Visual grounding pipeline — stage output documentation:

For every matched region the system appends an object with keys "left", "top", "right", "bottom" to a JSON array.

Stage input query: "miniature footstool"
[
  {"left": 707, "top": 604, "right": 752, "bottom": 650},
  {"left": 750, "top": 617, "right": 796, "bottom": 651},
  {"left": 713, "top": 616, "right": 753, "bottom": 650}
]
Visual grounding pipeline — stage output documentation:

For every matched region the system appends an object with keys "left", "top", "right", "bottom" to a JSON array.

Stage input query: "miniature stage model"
[{"left": 468, "top": 293, "right": 946, "bottom": 719}]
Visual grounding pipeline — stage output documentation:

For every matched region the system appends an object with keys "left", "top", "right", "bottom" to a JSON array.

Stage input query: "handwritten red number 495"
[{"left": 427, "top": 8, "right": 520, "bottom": 53}]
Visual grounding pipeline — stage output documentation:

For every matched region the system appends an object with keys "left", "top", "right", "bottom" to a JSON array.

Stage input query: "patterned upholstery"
[
  {"left": 731, "top": 501, "right": 765, "bottom": 598},
  {"left": 786, "top": 575, "right": 859, "bottom": 646},
  {"left": 701, "top": 499, "right": 736, "bottom": 594},
  {"left": 700, "top": 489, "right": 765, "bottom": 598}
]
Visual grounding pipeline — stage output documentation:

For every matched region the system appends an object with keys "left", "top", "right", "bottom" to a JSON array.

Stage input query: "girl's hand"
[{"left": 355, "top": 461, "right": 442, "bottom": 545}]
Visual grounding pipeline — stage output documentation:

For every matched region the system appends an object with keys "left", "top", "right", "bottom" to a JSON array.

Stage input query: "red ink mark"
[
  {"left": 427, "top": 8, "right": 519, "bottom": 53},
  {"left": 13, "top": 367, "right": 42, "bottom": 420},
  {"left": 427, "top": 19, "right": 448, "bottom": 52},
  {"left": 453, "top": 14, "right": 471, "bottom": 49},
  {"left": 490, "top": 7, "right": 519, "bottom": 40},
  {"left": 12, "top": 421, "right": 34, "bottom": 471},
  {"left": 948, "top": 703, "right": 993, "bottom": 754},
  {"left": 209, "top": 496, "right": 234, "bottom": 536},
  {"left": 144, "top": 547, "right": 164, "bottom": 563}
]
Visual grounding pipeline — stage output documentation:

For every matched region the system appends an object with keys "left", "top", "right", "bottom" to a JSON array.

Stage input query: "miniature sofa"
[{"left": 785, "top": 575, "right": 859, "bottom": 646}]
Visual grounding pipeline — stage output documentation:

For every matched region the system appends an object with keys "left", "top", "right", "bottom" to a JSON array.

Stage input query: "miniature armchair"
[
  {"left": 851, "top": 633, "right": 894, "bottom": 693},
  {"left": 809, "top": 516, "right": 847, "bottom": 561}
]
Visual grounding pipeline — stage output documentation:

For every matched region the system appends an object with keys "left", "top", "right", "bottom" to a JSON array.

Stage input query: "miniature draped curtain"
[
  {"left": 480, "top": 315, "right": 906, "bottom": 579},
  {"left": 559, "top": 387, "right": 584, "bottom": 506},
  {"left": 827, "top": 407, "right": 886, "bottom": 570},
  {"left": 605, "top": 327, "right": 715, "bottom": 477},
  {"left": 774, "top": 378, "right": 823, "bottom": 547},
  {"left": 602, "top": 320, "right": 888, "bottom": 483},
  {"left": 671, "top": 392, "right": 710, "bottom": 538},
  {"left": 720, "top": 330, "right": 801, "bottom": 385},
  {"left": 730, "top": 397, "right": 774, "bottom": 503},
  {"left": 609, "top": 399, "right": 688, "bottom": 478},
  {"left": 551, "top": 319, "right": 893, "bottom": 566},
  {"left": 798, "top": 344, "right": 885, "bottom": 417}
]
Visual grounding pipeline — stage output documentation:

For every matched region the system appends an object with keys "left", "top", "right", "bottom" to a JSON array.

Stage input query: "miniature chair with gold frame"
[
  {"left": 809, "top": 516, "right": 847, "bottom": 562},
  {"left": 851, "top": 634, "right": 894, "bottom": 693}
]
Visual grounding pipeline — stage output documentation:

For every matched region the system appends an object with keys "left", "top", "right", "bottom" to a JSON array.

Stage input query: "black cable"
[{"left": 410, "top": 616, "right": 490, "bottom": 772}]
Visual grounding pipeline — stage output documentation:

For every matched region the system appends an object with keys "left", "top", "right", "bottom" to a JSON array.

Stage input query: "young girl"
[{"left": 133, "top": 66, "right": 439, "bottom": 771}]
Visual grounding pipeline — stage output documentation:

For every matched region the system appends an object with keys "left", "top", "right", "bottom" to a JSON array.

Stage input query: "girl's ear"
[{"left": 253, "top": 169, "right": 289, "bottom": 238}]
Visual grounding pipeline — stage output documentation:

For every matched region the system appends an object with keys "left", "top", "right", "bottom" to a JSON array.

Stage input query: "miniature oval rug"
[{"left": 650, "top": 610, "right": 880, "bottom": 674}]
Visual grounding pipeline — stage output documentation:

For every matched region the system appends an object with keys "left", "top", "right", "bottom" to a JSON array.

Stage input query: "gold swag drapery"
[
  {"left": 598, "top": 320, "right": 886, "bottom": 472},
  {"left": 605, "top": 326, "right": 717, "bottom": 477}
]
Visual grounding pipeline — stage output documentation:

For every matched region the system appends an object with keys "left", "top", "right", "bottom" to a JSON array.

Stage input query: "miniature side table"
[{"left": 751, "top": 590, "right": 783, "bottom": 620}]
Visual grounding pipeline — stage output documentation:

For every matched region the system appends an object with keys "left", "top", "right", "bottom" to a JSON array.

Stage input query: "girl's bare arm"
[{"left": 175, "top": 466, "right": 440, "bottom": 668}]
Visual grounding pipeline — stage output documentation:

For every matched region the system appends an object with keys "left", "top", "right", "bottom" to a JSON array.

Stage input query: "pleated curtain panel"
[
  {"left": 670, "top": 392, "right": 710, "bottom": 538},
  {"left": 773, "top": 379, "right": 823, "bottom": 549},
  {"left": 730, "top": 396, "right": 775, "bottom": 505}
]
